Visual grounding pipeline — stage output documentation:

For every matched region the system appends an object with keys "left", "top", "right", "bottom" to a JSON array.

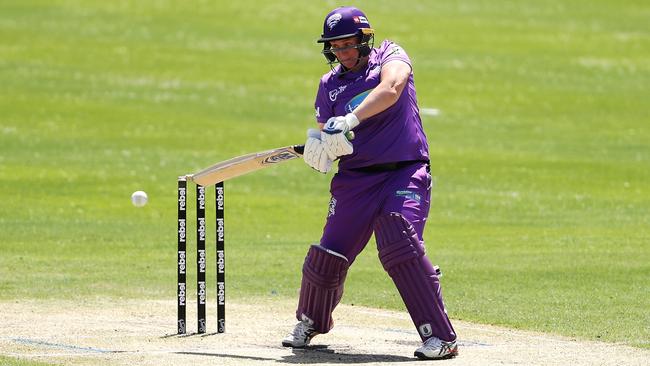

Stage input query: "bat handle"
[
  {"left": 294, "top": 131, "right": 355, "bottom": 156},
  {"left": 294, "top": 145, "right": 305, "bottom": 155}
]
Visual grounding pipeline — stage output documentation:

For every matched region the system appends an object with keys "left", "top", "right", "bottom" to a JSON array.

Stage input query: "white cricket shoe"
[
  {"left": 282, "top": 315, "right": 319, "bottom": 348},
  {"left": 414, "top": 337, "right": 458, "bottom": 360}
]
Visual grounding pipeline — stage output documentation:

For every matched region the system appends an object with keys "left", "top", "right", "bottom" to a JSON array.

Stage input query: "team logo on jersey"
[
  {"left": 327, "top": 13, "right": 342, "bottom": 30},
  {"left": 344, "top": 89, "right": 373, "bottom": 113}
]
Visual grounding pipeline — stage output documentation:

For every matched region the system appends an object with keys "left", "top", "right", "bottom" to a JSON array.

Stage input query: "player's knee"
[
  {"left": 302, "top": 245, "right": 349, "bottom": 286},
  {"left": 374, "top": 213, "right": 425, "bottom": 271}
]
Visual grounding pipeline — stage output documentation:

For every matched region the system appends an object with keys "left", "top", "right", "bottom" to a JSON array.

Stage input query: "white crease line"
[{"left": 354, "top": 309, "right": 410, "bottom": 320}]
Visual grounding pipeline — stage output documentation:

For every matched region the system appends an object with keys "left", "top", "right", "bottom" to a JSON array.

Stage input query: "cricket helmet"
[{"left": 317, "top": 6, "right": 374, "bottom": 63}]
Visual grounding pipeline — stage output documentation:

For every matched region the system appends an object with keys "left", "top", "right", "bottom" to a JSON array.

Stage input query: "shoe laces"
[
  {"left": 422, "top": 337, "right": 443, "bottom": 349},
  {"left": 291, "top": 320, "right": 315, "bottom": 340}
]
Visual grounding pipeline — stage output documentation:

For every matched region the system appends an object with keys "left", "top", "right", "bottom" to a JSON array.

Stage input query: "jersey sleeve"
[
  {"left": 380, "top": 41, "right": 412, "bottom": 71},
  {"left": 314, "top": 79, "right": 333, "bottom": 124}
]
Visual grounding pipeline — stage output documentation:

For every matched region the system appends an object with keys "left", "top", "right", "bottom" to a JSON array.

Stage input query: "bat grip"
[{"left": 294, "top": 131, "right": 355, "bottom": 156}]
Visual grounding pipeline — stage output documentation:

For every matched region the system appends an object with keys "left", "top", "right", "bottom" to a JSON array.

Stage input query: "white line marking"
[{"left": 420, "top": 108, "right": 440, "bottom": 117}]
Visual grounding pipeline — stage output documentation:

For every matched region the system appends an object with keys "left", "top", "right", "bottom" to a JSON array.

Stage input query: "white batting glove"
[
  {"left": 303, "top": 128, "right": 332, "bottom": 174},
  {"left": 322, "top": 113, "right": 359, "bottom": 159}
]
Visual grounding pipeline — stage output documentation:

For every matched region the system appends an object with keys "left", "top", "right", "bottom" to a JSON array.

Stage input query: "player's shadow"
[
  {"left": 175, "top": 351, "right": 275, "bottom": 361},
  {"left": 280, "top": 345, "right": 414, "bottom": 364}
]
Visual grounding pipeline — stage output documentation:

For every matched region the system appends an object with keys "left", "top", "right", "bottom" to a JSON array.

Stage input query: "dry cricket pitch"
[{"left": 1, "top": 298, "right": 648, "bottom": 366}]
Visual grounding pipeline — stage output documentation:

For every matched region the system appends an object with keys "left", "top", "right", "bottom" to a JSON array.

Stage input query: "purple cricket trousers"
[{"left": 319, "top": 161, "right": 456, "bottom": 342}]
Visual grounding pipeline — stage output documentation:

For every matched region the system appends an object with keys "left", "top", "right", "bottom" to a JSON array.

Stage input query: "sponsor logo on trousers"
[
  {"left": 178, "top": 283, "right": 186, "bottom": 306},
  {"left": 328, "top": 197, "right": 337, "bottom": 217},
  {"left": 178, "top": 250, "right": 186, "bottom": 274},
  {"left": 197, "top": 249, "right": 206, "bottom": 273},
  {"left": 217, "top": 250, "right": 225, "bottom": 274},
  {"left": 217, "top": 218, "right": 224, "bottom": 242},
  {"left": 198, "top": 281, "right": 206, "bottom": 304},
  {"left": 217, "top": 281, "right": 225, "bottom": 305},
  {"left": 178, "top": 218, "right": 186, "bottom": 242},
  {"left": 216, "top": 186, "right": 224, "bottom": 210}
]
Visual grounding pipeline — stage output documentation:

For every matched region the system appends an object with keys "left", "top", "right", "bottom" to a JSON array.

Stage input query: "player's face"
[{"left": 330, "top": 37, "right": 362, "bottom": 69}]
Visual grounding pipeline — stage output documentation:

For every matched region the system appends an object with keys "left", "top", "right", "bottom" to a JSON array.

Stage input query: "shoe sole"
[
  {"left": 414, "top": 351, "right": 457, "bottom": 360},
  {"left": 281, "top": 332, "right": 318, "bottom": 348},
  {"left": 282, "top": 341, "right": 307, "bottom": 348}
]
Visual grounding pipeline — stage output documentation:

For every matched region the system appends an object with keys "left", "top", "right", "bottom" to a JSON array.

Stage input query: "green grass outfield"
[{"left": 1, "top": 1, "right": 648, "bottom": 364}]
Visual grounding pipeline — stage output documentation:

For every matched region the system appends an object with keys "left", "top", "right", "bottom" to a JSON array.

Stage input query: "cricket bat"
[
  {"left": 187, "top": 132, "right": 353, "bottom": 187},
  {"left": 187, "top": 145, "right": 305, "bottom": 186}
]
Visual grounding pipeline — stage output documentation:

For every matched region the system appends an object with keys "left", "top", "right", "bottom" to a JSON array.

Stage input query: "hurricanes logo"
[
  {"left": 328, "top": 197, "right": 337, "bottom": 217},
  {"left": 419, "top": 323, "right": 433, "bottom": 337},
  {"left": 327, "top": 13, "right": 342, "bottom": 30}
]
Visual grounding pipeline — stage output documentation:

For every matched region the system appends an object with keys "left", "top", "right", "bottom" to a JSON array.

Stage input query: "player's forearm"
[
  {"left": 351, "top": 61, "right": 410, "bottom": 123},
  {"left": 352, "top": 84, "right": 402, "bottom": 122}
]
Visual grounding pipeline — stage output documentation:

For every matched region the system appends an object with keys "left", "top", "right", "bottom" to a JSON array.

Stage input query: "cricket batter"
[{"left": 282, "top": 6, "right": 458, "bottom": 360}]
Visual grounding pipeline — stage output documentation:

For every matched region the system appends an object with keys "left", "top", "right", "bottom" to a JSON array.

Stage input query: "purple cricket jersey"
[{"left": 314, "top": 40, "right": 429, "bottom": 170}]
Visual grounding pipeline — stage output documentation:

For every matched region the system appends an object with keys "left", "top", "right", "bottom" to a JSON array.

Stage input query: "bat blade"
[{"left": 187, "top": 145, "right": 304, "bottom": 186}]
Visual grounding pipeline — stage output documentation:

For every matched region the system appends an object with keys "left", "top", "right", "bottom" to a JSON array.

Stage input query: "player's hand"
[
  {"left": 323, "top": 113, "right": 359, "bottom": 135},
  {"left": 322, "top": 113, "right": 359, "bottom": 159},
  {"left": 303, "top": 128, "right": 332, "bottom": 174}
]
